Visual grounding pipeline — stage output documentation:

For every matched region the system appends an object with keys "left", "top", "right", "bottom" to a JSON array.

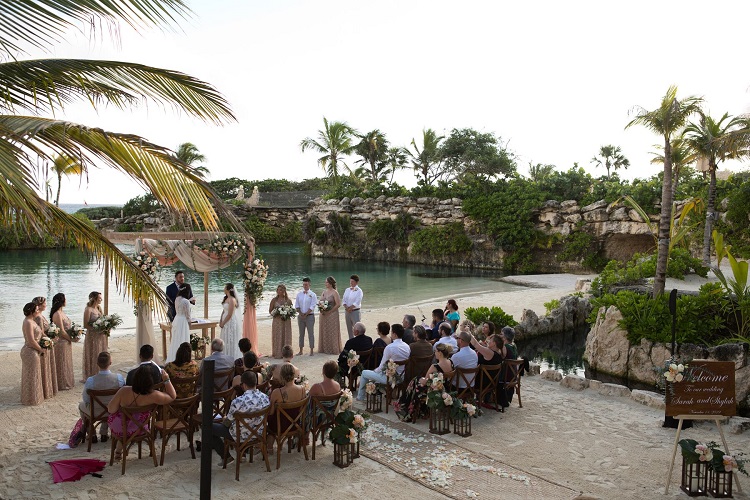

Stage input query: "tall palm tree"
[
  {"left": 626, "top": 85, "right": 703, "bottom": 296},
  {"left": 0, "top": 1, "right": 243, "bottom": 310},
  {"left": 405, "top": 128, "right": 445, "bottom": 186},
  {"left": 591, "top": 145, "right": 630, "bottom": 179},
  {"left": 175, "top": 142, "right": 209, "bottom": 178},
  {"left": 354, "top": 129, "right": 389, "bottom": 183},
  {"left": 649, "top": 138, "right": 697, "bottom": 200},
  {"left": 682, "top": 112, "right": 750, "bottom": 266},
  {"left": 51, "top": 154, "right": 83, "bottom": 207},
  {"left": 299, "top": 118, "right": 357, "bottom": 182}
]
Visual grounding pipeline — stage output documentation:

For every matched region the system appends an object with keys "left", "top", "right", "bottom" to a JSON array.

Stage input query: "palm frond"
[{"left": 0, "top": 59, "right": 234, "bottom": 124}]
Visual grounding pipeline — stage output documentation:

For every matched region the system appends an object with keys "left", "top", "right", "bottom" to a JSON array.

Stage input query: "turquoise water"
[{"left": 0, "top": 243, "right": 521, "bottom": 350}]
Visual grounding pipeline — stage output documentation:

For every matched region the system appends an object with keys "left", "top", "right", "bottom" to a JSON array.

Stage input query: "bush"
[
  {"left": 556, "top": 230, "right": 607, "bottom": 270},
  {"left": 464, "top": 306, "right": 517, "bottom": 328},
  {"left": 544, "top": 299, "right": 560, "bottom": 315},
  {"left": 324, "top": 212, "right": 354, "bottom": 245},
  {"left": 116, "top": 223, "right": 133, "bottom": 232},
  {"left": 122, "top": 194, "right": 158, "bottom": 216},
  {"left": 243, "top": 217, "right": 303, "bottom": 243},
  {"left": 75, "top": 206, "right": 122, "bottom": 219},
  {"left": 365, "top": 213, "right": 419, "bottom": 245},
  {"left": 409, "top": 223, "right": 472, "bottom": 257}
]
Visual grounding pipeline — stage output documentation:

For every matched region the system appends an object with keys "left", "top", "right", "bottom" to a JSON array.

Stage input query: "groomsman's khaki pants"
[
  {"left": 344, "top": 309, "right": 360, "bottom": 339},
  {"left": 298, "top": 314, "right": 315, "bottom": 349}
]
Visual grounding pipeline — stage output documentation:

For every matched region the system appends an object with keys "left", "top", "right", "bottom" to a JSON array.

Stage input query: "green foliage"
[
  {"left": 544, "top": 299, "right": 560, "bottom": 315},
  {"left": 536, "top": 166, "right": 593, "bottom": 202},
  {"left": 116, "top": 223, "right": 133, "bottom": 232},
  {"left": 243, "top": 216, "right": 303, "bottom": 243},
  {"left": 75, "top": 206, "right": 122, "bottom": 219},
  {"left": 556, "top": 230, "right": 606, "bottom": 271},
  {"left": 326, "top": 177, "right": 407, "bottom": 200},
  {"left": 365, "top": 213, "right": 419, "bottom": 245},
  {"left": 440, "top": 128, "right": 516, "bottom": 182},
  {"left": 409, "top": 223, "right": 472, "bottom": 258},
  {"left": 122, "top": 193, "right": 159, "bottom": 216},
  {"left": 463, "top": 306, "right": 517, "bottom": 327},
  {"left": 321, "top": 212, "right": 355, "bottom": 245}
]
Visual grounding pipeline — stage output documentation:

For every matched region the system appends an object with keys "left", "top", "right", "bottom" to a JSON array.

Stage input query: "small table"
[{"left": 159, "top": 320, "right": 219, "bottom": 361}]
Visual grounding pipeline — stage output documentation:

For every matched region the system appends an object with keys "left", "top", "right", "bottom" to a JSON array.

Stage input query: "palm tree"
[
  {"left": 51, "top": 154, "right": 83, "bottom": 207},
  {"left": 299, "top": 118, "right": 357, "bottom": 182},
  {"left": 0, "top": 1, "right": 243, "bottom": 310},
  {"left": 682, "top": 112, "right": 750, "bottom": 266},
  {"left": 354, "top": 129, "right": 389, "bottom": 183},
  {"left": 626, "top": 85, "right": 703, "bottom": 296},
  {"left": 591, "top": 145, "right": 630, "bottom": 179},
  {"left": 405, "top": 128, "right": 445, "bottom": 186},
  {"left": 174, "top": 142, "right": 209, "bottom": 178},
  {"left": 649, "top": 138, "right": 697, "bottom": 200}
]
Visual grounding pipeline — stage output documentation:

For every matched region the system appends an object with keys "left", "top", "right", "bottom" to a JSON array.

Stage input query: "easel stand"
[{"left": 664, "top": 414, "right": 743, "bottom": 495}]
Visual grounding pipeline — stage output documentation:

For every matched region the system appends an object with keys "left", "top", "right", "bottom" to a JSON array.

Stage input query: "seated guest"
[
  {"left": 266, "top": 364, "right": 306, "bottom": 454},
  {"left": 197, "top": 338, "right": 235, "bottom": 390},
  {"left": 234, "top": 338, "right": 254, "bottom": 374},
  {"left": 480, "top": 321, "right": 495, "bottom": 340},
  {"left": 402, "top": 315, "right": 416, "bottom": 344},
  {"left": 164, "top": 342, "right": 199, "bottom": 398},
  {"left": 395, "top": 343, "right": 454, "bottom": 422},
  {"left": 271, "top": 345, "right": 300, "bottom": 382},
  {"left": 337, "top": 322, "right": 373, "bottom": 377},
  {"left": 211, "top": 370, "right": 270, "bottom": 466},
  {"left": 107, "top": 365, "right": 176, "bottom": 461},
  {"left": 373, "top": 322, "right": 391, "bottom": 348},
  {"left": 356, "top": 323, "right": 410, "bottom": 401},
  {"left": 470, "top": 333, "right": 504, "bottom": 407},
  {"left": 500, "top": 326, "right": 519, "bottom": 360},
  {"left": 426, "top": 309, "right": 445, "bottom": 341},
  {"left": 451, "top": 331, "right": 478, "bottom": 388},
  {"left": 232, "top": 351, "right": 263, "bottom": 394},
  {"left": 433, "top": 322, "right": 457, "bottom": 354},
  {"left": 126, "top": 344, "right": 162, "bottom": 386},
  {"left": 409, "top": 326, "right": 433, "bottom": 359},
  {"left": 79, "top": 352, "right": 124, "bottom": 443},
  {"left": 309, "top": 360, "right": 341, "bottom": 397}
]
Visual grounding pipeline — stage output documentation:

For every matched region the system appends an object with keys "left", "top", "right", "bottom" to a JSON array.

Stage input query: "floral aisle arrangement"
[
  {"left": 243, "top": 255, "right": 268, "bottom": 307},
  {"left": 384, "top": 359, "right": 403, "bottom": 389},
  {"left": 365, "top": 381, "right": 384, "bottom": 413},
  {"left": 330, "top": 389, "right": 369, "bottom": 467},
  {"left": 45, "top": 322, "right": 59, "bottom": 340},
  {"left": 346, "top": 350, "right": 364, "bottom": 376},
  {"left": 678, "top": 439, "right": 748, "bottom": 496},
  {"left": 89, "top": 314, "right": 123, "bottom": 337},
  {"left": 132, "top": 250, "right": 159, "bottom": 280},
  {"left": 67, "top": 322, "right": 85, "bottom": 341},
  {"left": 270, "top": 303, "right": 296, "bottom": 320},
  {"left": 317, "top": 299, "right": 332, "bottom": 312}
]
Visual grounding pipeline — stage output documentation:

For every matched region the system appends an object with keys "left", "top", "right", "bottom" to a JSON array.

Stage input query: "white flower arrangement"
[
  {"left": 337, "top": 388, "right": 354, "bottom": 414},
  {"left": 385, "top": 359, "right": 403, "bottom": 388},
  {"left": 39, "top": 336, "right": 53, "bottom": 351},
  {"left": 317, "top": 299, "right": 331, "bottom": 312},
  {"left": 45, "top": 322, "right": 59, "bottom": 339},
  {"left": 347, "top": 350, "right": 360, "bottom": 368},
  {"left": 89, "top": 313, "right": 123, "bottom": 337},
  {"left": 133, "top": 250, "right": 159, "bottom": 280},
  {"left": 365, "top": 381, "right": 381, "bottom": 395},
  {"left": 665, "top": 363, "right": 685, "bottom": 383},
  {"left": 271, "top": 303, "right": 296, "bottom": 320},
  {"left": 189, "top": 332, "right": 207, "bottom": 351},
  {"left": 243, "top": 255, "right": 268, "bottom": 307},
  {"left": 208, "top": 234, "right": 248, "bottom": 256},
  {"left": 67, "top": 322, "right": 85, "bottom": 341}
]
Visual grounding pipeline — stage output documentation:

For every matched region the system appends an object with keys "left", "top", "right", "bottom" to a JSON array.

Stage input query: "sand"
[{"left": 1, "top": 273, "right": 748, "bottom": 499}]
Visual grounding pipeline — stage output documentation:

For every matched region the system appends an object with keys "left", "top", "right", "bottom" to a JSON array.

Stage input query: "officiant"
[{"left": 166, "top": 270, "right": 195, "bottom": 322}]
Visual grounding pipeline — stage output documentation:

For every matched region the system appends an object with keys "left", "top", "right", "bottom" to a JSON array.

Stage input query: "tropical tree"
[
  {"left": 0, "top": 1, "right": 242, "bottom": 310},
  {"left": 354, "top": 129, "right": 389, "bottom": 183},
  {"left": 405, "top": 128, "right": 445, "bottom": 186},
  {"left": 682, "top": 112, "right": 750, "bottom": 266},
  {"left": 174, "top": 142, "right": 209, "bottom": 178},
  {"left": 591, "top": 145, "right": 630, "bottom": 179},
  {"left": 626, "top": 85, "right": 703, "bottom": 296},
  {"left": 528, "top": 163, "right": 555, "bottom": 183},
  {"left": 440, "top": 128, "right": 516, "bottom": 183},
  {"left": 649, "top": 138, "right": 697, "bottom": 200},
  {"left": 51, "top": 154, "right": 83, "bottom": 206},
  {"left": 300, "top": 118, "right": 357, "bottom": 182}
]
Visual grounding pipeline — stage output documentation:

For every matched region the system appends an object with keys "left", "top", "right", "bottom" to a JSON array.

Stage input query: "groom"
[{"left": 166, "top": 270, "right": 195, "bottom": 322}]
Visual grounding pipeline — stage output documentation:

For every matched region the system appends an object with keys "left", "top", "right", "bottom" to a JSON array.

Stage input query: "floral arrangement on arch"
[
  {"left": 329, "top": 389, "right": 369, "bottom": 445},
  {"left": 679, "top": 439, "right": 748, "bottom": 476},
  {"left": 89, "top": 313, "right": 123, "bottom": 337},
  {"left": 243, "top": 255, "right": 268, "bottom": 307},
  {"left": 271, "top": 303, "right": 296, "bottom": 321},
  {"left": 207, "top": 234, "right": 248, "bottom": 257},
  {"left": 132, "top": 250, "right": 160, "bottom": 280}
]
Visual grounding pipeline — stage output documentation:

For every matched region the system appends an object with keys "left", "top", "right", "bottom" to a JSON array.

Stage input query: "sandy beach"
[{"left": 1, "top": 273, "right": 748, "bottom": 499}]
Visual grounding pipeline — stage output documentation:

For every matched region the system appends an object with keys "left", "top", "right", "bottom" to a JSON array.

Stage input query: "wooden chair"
[
  {"left": 212, "top": 368, "right": 235, "bottom": 392},
  {"left": 192, "top": 387, "right": 235, "bottom": 436},
  {"left": 153, "top": 394, "right": 200, "bottom": 465},
  {"left": 452, "top": 367, "right": 480, "bottom": 402},
  {"left": 109, "top": 404, "right": 157, "bottom": 475},
  {"left": 477, "top": 364, "right": 503, "bottom": 412},
  {"left": 385, "top": 359, "right": 409, "bottom": 414},
  {"left": 85, "top": 388, "right": 119, "bottom": 452},
  {"left": 370, "top": 346, "right": 385, "bottom": 369},
  {"left": 407, "top": 355, "right": 433, "bottom": 382},
  {"left": 269, "top": 396, "right": 309, "bottom": 470},
  {"left": 170, "top": 374, "right": 199, "bottom": 398},
  {"left": 346, "top": 348, "right": 372, "bottom": 392},
  {"left": 309, "top": 392, "right": 342, "bottom": 460},
  {"left": 503, "top": 359, "right": 524, "bottom": 408},
  {"left": 223, "top": 407, "right": 271, "bottom": 480}
]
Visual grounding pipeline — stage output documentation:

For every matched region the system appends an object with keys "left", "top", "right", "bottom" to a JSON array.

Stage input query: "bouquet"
[
  {"left": 45, "top": 322, "right": 59, "bottom": 340},
  {"left": 89, "top": 313, "right": 123, "bottom": 337},
  {"left": 39, "top": 336, "right": 53, "bottom": 352},
  {"left": 317, "top": 299, "right": 332, "bottom": 312},
  {"left": 133, "top": 250, "right": 159, "bottom": 280},
  {"left": 243, "top": 255, "right": 268, "bottom": 307},
  {"left": 189, "top": 332, "right": 207, "bottom": 351},
  {"left": 271, "top": 304, "right": 297, "bottom": 321},
  {"left": 384, "top": 359, "right": 403, "bottom": 388},
  {"left": 67, "top": 322, "right": 85, "bottom": 341}
]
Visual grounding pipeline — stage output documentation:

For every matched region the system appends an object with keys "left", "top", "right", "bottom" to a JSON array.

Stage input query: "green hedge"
[
  {"left": 365, "top": 213, "right": 419, "bottom": 245},
  {"left": 409, "top": 223, "right": 472, "bottom": 257},
  {"left": 243, "top": 216, "right": 302, "bottom": 243},
  {"left": 464, "top": 306, "right": 517, "bottom": 328}
]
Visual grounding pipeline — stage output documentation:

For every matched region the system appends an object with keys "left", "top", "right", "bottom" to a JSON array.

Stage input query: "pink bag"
[{"left": 68, "top": 418, "right": 85, "bottom": 448}]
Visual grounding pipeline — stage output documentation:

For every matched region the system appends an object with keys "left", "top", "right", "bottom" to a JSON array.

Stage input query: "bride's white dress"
[
  {"left": 167, "top": 296, "right": 191, "bottom": 363},
  {"left": 221, "top": 300, "right": 242, "bottom": 360}
]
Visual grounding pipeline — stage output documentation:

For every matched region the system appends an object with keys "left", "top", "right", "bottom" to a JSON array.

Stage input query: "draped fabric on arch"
[{"left": 133, "top": 238, "right": 255, "bottom": 363}]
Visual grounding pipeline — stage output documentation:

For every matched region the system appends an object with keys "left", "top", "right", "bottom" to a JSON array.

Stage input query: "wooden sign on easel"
[{"left": 665, "top": 360, "right": 736, "bottom": 417}]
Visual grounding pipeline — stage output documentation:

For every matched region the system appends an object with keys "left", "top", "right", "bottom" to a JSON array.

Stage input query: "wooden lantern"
[
  {"left": 429, "top": 406, "right": 450, "bottom": 435},
  {"left": 708, "top": 469, "right": 733, "bottom": 498},
  {"left": 680, "top": 459, "right": 708, "bottom": 497},
  {"left": 194, "top": 345, "right": 206, "bottom": 361},
  {"left": 366, "top": 391, "right": 383, "bottom": 414},
  {"left": 333, "top": 442, "right": 353, "bottom": 468},
  {"left": 351, "top": 440, "right": 360, "bottom": 459},
  {"left": 453, "top": 414, "right": 472, "bottom": 438}
]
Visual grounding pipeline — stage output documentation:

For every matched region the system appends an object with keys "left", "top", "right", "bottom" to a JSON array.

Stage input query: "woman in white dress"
[
  {"left": 220, "top": 283, "right": 241, "bottom": 360},
  {"left": 167, "top": 285, "right": 192, "bottom": 363}
]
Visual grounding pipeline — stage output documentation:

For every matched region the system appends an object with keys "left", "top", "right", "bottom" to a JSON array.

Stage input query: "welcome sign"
[{"left": 665, "top": 360, "right": 736, "bottom": 417}]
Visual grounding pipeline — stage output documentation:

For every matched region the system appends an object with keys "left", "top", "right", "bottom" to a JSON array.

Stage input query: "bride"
[
  {"left": 220, "top": 283, "right": 241, "bottom": 360},
  {"left": 167, "top": 285, "right": 192, "bottom": 363}
]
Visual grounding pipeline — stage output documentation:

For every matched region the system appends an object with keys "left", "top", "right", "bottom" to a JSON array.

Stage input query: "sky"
[{"left": 23, "top": 0, "right": 750, "bottom": 205}]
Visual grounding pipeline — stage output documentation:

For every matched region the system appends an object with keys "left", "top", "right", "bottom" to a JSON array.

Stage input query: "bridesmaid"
[
  {"left": 82, "top": 291, "right": 107, "bottom": 381},
  {"left": 50, "top": 293, "right": 76, "bottom": 390},
  {"left": 21, "top": 302, "right": 44, "bottom": 406},
  {"left": 269, "top": 284, "right": 293, "bottom": 359},
  {"left": 317, "top": 276, "right": 342, "bottom": 355},
  {"left": 32, "top": 296, "right": 57, "bottom": 398}
]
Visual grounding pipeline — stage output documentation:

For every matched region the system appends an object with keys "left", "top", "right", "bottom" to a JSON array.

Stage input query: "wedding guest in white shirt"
[
  {"left": 341, "top": 274, "right": 363, "bottom": 340},
  {"left": 294, "top": 277, "right": 317, "bottom": 356},
  {"left": 451, "top": 331, "right": 478, "bottom": 388},
  {"left": 433, "top": 322, "right": 458, "bottom": 354},
  {"left": 356, "top": 324, "right": 410, "bottom": 401}
]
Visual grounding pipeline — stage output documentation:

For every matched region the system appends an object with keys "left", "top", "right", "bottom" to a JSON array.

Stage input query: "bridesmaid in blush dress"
[
  {"left": 50, "top": 293, "right": 76, "bottom": 390},
  {"left": 317, "top": 276, "right": 342, "bottom": 355},
  {"left": 20, "top": 302, "right": 44, "bottom": 406},
  {"left": 33, "top": 296, "right": 57, "bottom": 398},
  {"left": 269, "top": 284, "right": 293, "bottom": 359},
  {"left": 82, "top": 291, "right": 107, "bottom": 381}
]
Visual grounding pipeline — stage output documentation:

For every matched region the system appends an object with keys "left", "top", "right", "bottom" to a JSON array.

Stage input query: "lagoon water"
[{"left": 0, "top": 243, "right": 522, "bottom": 350}]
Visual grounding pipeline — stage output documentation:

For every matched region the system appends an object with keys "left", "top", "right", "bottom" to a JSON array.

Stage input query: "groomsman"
[
  {"left": 166, "top": 270, "right": 195, "bottom": 322},
  {"left": 294, "top": 277, "right": 317, "bottom": 356},
  {"left": 342, "top": 274, "right": 363, "bottom": 339}
]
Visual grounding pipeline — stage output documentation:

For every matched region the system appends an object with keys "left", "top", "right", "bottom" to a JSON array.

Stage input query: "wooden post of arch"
[
  {"left": 103, "top": 257, "right": 109, "bottom": 315},
  {"left": 204, "top": 272, "right": 209, "bottom": 319}
]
